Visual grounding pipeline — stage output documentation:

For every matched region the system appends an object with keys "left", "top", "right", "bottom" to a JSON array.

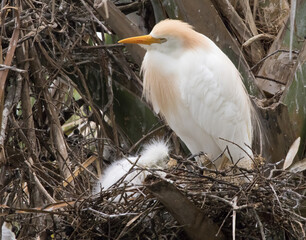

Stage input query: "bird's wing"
[{"left": 179, "top": 48, "right": 253, "bottom": 161}]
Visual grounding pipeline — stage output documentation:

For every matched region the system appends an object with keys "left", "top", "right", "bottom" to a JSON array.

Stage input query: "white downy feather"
[{"left": 93, "top": 140, "right": 169, "bottom": 195}]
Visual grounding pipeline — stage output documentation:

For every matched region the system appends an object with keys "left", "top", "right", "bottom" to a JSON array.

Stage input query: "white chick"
[
  {"left": 1, "top": 222, "right": 16, "bottom": 240},
  {"left": 93, "top": 140, "right": 170, "bottom": 194}
]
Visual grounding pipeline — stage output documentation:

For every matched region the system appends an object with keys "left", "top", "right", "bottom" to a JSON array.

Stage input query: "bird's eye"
[{"left": 159, "top": 38, "right": 167, "bottom": 43}]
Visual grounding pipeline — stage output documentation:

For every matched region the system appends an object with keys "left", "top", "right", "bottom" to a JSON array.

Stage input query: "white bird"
[
  {"left": 119, "top": 19, "right": 256, "bottom": 169},
  {"left": 93, "top": 140, "right": 169, "bottom": 194}
]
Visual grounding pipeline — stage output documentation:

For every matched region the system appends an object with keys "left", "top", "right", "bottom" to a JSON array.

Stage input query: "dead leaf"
[
  {"left": 283, "top": 137, "right": 300, "bottom": 170},
  {"left": 126, "top": 213, "right": 142, "bottom": 227},
  {"left": 43, "top": 201, "right": 76, "bottom": 211},
  {"left": 62, "top": 155, "right": 98, "bottom": 187},
  {"left": 289, "top": 158, "right": 306, "bottom": 173}
]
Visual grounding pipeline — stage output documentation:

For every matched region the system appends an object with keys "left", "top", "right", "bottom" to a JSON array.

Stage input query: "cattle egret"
[
  {"left": 93, "top": 140, "right": 169, "bottom": 194},
  {"left": 119, "top": 19, "right": 256, "bottom": 169}
]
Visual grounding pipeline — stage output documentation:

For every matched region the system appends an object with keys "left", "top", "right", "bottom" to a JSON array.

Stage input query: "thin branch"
[
  {"left": 0, "top": 64, "right": 27, "bottom": 73},
  {"left": 219, "top": 137, "right": 255, "bottom": 164},
  {"left": 242, "top": 34, "right": 274, "bottom": 48},
  {"left": 250, "top": 49, "right": 299, "bottom": 70},
  {"left": 252, "top": 209, "right": 266, "bottom": 240},
  {"left": 255, "top": 75, "right": 286, "bottom": 85},
  {"left": 79, "top": 44, "right": 124, "bottom": 49},
  {"left": 85, "top": 207, "right": 138, "bottom": 218},
  {"left": 232, "top": 196, "right": 237, "bottom": 240},
  {"left": 25, "top": 158, "right": 56, "bottom": 204},
  {"left": 128, "top": 125, "right": 167, "bottom": 153},
  {"left": 81, "top": 0, "right": 111, "bottom": 34},
  {"left": 0, "top": 75, "right": 21, "bottom": 146},
  {"left": 0, "top": 6, "right": 20, "bottom": 128}
]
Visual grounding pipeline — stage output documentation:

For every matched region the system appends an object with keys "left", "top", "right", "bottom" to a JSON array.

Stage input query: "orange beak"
[{"left": 118, "top": 35, "right": 164, "bottom": 45}]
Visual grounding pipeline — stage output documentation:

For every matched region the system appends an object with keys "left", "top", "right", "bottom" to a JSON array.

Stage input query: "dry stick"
[
  {"left": 0, "top": 74, "right": 22, "bottom": 164},
  {"left": 51, "top": 0, "right": 55, "bottom": 23},
  {"left": 0, "top": 6, "right": 20, "bottom": 129},
  {"left": 25, "top": 158, "right": 56, "bottom": 204},
  {"left": 17, "top": 35, "right": 40, "bottom": 165},
  {"left": 232, "top": 196, "right": 237, "bottom": 240},
  {"left": 103, "top": 56, "right": 119, "bottom": 151},
  {"left": 252, "top": 0, "right": 258, "bottom": 18},
  {"left": 177, "top": 167, "right": 240, "bottom": 189},
  {"left": 4, "top": 23, "right": 55, "bottom": 50},
  {"left": 9, "top": 108, "right": 47, "bottom": 204},
  {"left": 219, "top": 137, "right": 254, "bottom": 161},
  {"left": 240, "top": 1, "right": 258, "bottom": 36},
  {"left": 45, "top": 28, "right": 101, "bottom": 102},
  {"left": 8, "top": 115, "right": 36, "bottom": 158},
  {"left": 86, "top": 207, "right": 138, "bottom": 218},
  {"left": 73, "top": 65, "right": 107, "bottom": 159},
  {"left": 283, "top": 209, "right": 306, "bottom": 222},
  {"left": 219, "top": 137, "right": 255, "bottom": 178},
  {"left": 48, "top": 29, "right": 108, "bottom": 161},
  {"left": 269, "top": 183, "right": 284, "bottom": 212},
  {"left": 203, "top": 194, "right": 254, "bottom": 210},
  {"left": 49, "top": 72, "right": 106, "bottom": 167},
  {"left": 186, "top": 158, "right": 225, "bottom": 175},
  {"left": 29, "top": 44, "right": 70, "bottom": 178},
  {"left": 0, "top": 64, "right": 27, "bottom": 72},
  {"left": 62, "top": 155, "right": 98, "bottom": 187},
  {"left": 0, "top": 76, "right": 20, "bottom": 143},
  {"left": 80, "top": 44, "right": 123, "bottom": 49},
  {"left": 252, "top": 209, "right": 266, "bottom": 240},
  {"left": 243, "top": 34, "right": 274, "bottom": 48},
  {"left": 2, "top": 207, "right": 69, "bottom": 216},
  {"left": 81, "top": 0, "right": 111, "bottom": 34},
  {"left": 31, "top": 165, "right": 65, "bottom": 194},
  {"left": 212, "top": 0, "right": 264, "bottom": 62},
  {"left": 116, "top": 201, "right": 160, "bottom": 239},
  {"left": 93, "top": 0, "right": 109, "bottom": 18},
  {"left": 45, "top": 25, "right": 99, "bottom": 105},
  {"left": 250, "top": 49, "right": 299, "bottom": 70},
  {"left": 106, "top": 49, "right": 143, "bottom": 91},
  {"left": 21, "top": 10, "right": 71, "bottom": 179},
  {"left": 216, "top": 210, "right": 232, "bottom": 237},
  {"left": 239, "top": 0, "right": 265, "bottom": 63},
  {"left": 43, "top": 29, "right": 108, "bottom": 148},
  {"left": 3, "top": 8, "right": 33, "bottom": 28},
  {"left": 93, "top": 0, "right": 145, "bottom": 66},
  {"left": 255, "top": 75, "right": 286, "bottom": 85},
  {"left": 118, "top": 2, "right": 141, "bottom": 14}
]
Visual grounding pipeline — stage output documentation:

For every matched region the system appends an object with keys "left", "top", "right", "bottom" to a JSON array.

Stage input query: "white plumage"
[
  {"left": 119, "top": 19, "right": 255, "bottom": 169},
  {"left": 93, "top": 140, "right": 169, "bottom": 194}
]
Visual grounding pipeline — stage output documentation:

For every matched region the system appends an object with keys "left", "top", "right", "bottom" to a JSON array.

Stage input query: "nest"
[
  {"left": 4, "top": 155, "right": 304, "bottom": 240},
  {"left": 85, "top": 160, "right": 306, "bottom": 239}
]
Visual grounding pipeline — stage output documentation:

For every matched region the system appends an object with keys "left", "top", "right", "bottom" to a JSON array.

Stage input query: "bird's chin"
[{"left": 139, "top": 44, "right": 150, "bottom": 50}]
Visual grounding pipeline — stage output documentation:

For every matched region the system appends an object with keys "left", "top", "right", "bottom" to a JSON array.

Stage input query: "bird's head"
[
  {"left": 118, "top": 19, "right": 205, "bottom": 55},
  {"left": 138, "top": 139, "right": 170, "bottom": 168}
]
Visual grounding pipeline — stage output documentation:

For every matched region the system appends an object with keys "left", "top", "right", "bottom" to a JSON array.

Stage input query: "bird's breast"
[{"left": 142, "top": 52, "right": 181, "bottom": 116}]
